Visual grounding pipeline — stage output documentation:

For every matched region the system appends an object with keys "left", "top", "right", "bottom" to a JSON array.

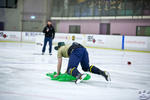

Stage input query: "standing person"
[
  {"left": 42, "top": 20, "right": 55, "bottom": 55},
  {"left": 54, "top": 42, "right": 111, "bottom": 84}
]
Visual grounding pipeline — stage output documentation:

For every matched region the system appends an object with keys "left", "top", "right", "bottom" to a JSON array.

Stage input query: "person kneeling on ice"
[{"left": 54, "top": 42, "right": 111, "bottom": 83}]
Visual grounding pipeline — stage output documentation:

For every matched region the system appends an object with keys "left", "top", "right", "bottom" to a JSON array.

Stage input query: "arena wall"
[{"left": 56, "top": 19, "right": 150, "bottom": 36}]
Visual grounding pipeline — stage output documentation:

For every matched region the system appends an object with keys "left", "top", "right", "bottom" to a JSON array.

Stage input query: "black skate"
[
  {"left": 49, "top": 53, "right": 52, "bottom": 55},
  {"left": 103, "top": 71, "right": 111, "bottom": 81},
  {"left": 75, "top": 74, "right": 87, "bottom": 84}
]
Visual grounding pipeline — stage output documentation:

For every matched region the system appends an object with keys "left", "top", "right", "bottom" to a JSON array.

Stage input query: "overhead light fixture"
[{"left": 30, "top": 16, "right": 36, "bottom": 19}]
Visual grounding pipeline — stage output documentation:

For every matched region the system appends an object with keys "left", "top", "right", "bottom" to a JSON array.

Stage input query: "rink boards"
[{"left": 0, "top": 31, "right": 150, "bottom": 52}]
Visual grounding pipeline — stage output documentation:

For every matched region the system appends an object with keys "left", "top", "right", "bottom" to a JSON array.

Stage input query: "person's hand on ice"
[{"left": 54, "top": 74, "right": 59, "bottom": 78}]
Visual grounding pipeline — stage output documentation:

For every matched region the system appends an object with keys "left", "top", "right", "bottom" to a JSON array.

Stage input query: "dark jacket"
[{"left": 43, "top": 25, "right": 55, "bottom": 39}]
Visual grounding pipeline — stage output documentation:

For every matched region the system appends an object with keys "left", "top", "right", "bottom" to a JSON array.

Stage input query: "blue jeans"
[
  {"left": 67, "top": 47, "right": 103, "bottom": 78},
  {"left": 42, "top": 37, "right": 52, "bottom": 53},
  {"left": 67, "top": 48, "right": 90, "bottom": 77},
  {"left": 67, "top": 48, "right": 89, "bottom": 71}
]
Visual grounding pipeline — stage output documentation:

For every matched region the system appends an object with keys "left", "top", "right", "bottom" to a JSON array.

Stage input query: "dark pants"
[
  {"left": 42, "top": 37, "right": 52, "bottom": 53},
  {"left": 67, "top": 47, "right": 105, "bottom": 78}
]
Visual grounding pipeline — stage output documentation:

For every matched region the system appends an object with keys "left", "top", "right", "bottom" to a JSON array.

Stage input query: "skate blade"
[{"left": 75, "top": 74, "right": 87, "bottom": 84}]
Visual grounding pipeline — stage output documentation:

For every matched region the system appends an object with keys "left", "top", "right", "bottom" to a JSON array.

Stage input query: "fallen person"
[{"left": 54, "top": 42, "right": 111, "bottom": 84}]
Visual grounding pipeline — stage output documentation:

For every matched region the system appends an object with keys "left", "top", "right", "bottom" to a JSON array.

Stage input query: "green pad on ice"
[{"left": 46, "top": 72, "right": 91, "bottom": 82}]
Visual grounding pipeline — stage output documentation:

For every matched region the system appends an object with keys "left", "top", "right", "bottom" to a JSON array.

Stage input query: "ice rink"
[{"left": 0, "top": 42, "right": 150, "bottom": 100}]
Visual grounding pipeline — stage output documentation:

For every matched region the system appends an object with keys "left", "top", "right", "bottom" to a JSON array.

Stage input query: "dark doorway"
[
  {"left": 0, "top": 22, "right": 4, "bottom": 30},
  {"left": 100, "top": 23, "right": 110, "bottom": 35},
  {"left": 69, "top": 25, "right": 80, "bottom": 34}
]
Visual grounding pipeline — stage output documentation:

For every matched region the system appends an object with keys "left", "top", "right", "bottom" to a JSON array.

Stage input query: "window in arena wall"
[
  {"left": 51, "top": 0, "right": 149, "bottom": 17},
  {"left": 0, "top": 0, "right": 17, "bottom": 8},
  {"left": 132, "top": 0, "right": 143, "bottom": 16},
  {"left": 136, "top": 26, "right": 150, "bottom": 36},
  {"left": 143, "top": 0, "right": 150, "bottom": 15},
  {"left": 125, "top": 0, "right": 134, "bottom": 16},
  {"left": 69, "top": 25, "right": 80, "bottom": 34}
]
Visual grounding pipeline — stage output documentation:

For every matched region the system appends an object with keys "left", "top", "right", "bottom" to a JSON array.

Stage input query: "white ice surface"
[{"left": 0, "top": 42, "right": 150, "bottom": 100}]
